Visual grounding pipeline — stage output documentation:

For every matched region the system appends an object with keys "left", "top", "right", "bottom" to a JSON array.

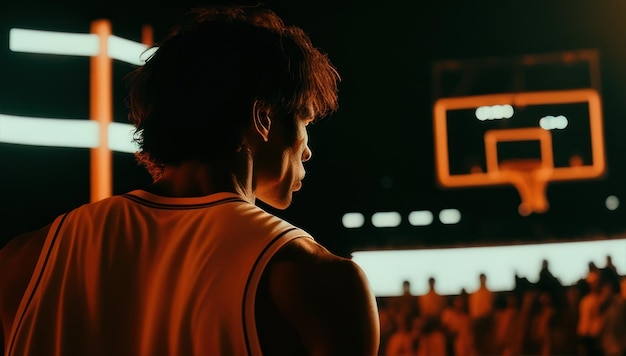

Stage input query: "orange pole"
[
  {"left": 141, "top": 24, "right": 154, "bottom": 45},
  {"left": 90, "top": 20, "right": 113, "bottom": 202}
]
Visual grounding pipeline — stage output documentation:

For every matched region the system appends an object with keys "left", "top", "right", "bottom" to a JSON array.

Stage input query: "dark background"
[{"left": 2, "top": 0, "right": 626, "bottom": 258}]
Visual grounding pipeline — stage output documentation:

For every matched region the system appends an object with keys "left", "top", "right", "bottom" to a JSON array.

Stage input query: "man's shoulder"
[
  {"left": 266, "top": 236, "right": 373, "bottom": 305},
  {"left": 270, "top": 236, "right": 355, "bottom": 270},
  {"left": 260, "top": 237, "right": 380, "bottom": 354}
]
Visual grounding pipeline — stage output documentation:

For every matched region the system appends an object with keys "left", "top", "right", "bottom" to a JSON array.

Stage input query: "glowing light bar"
[
  {"left": 352, "top": 238, "right": 626, "bottom": 296},
  {"left": 0, "top": 114, "right": 137, "bottom": 152},
  {"left": 0, "top": 114, "right": 99, "bottom": 148},
  {"left": 539, "top": 115, "right": 569, "bottom": 130},
  {"left": 108, "top": 35, "right": 150, "bottom": 65},
  {"left": 475, "top": 104, "right": 514, "bottom": 121},
  {"left": 108, "top": 122, "right": 138, "bottom": 153},
  {"left": 9, "top": 28, "right": 99, "bottom": 57},
  {"left": 408, "top": 210, "right": 434, "bottom": 226},
  {"left": 371, "top": 211, "right": 402, "bottom": 228},
  {"left": 439, "top": 208, "right": 461, "bottom": 224},
  {"left": 10, "top": 28, "right": 152, "bottom": 66},
  {"left": 342, "top": 213, "right": 365, "bottom": 228}
]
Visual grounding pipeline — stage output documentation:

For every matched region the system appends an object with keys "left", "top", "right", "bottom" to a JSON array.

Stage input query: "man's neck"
[{"left": 146, "top": 158, "right": 254, "bottom": 204}]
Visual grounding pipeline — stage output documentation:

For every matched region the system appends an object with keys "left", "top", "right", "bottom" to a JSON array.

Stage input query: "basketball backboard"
[{"left": 432, "top": 50, "right": 606, "bottom": 216}]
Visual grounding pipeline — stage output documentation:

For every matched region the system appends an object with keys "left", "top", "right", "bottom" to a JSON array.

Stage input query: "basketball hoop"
[{"left": 498, "top": 159, "right": 552, "bottom": 216}]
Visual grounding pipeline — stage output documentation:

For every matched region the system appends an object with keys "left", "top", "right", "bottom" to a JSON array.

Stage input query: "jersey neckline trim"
[{"left": 123, "top": 190, "right": 248, "bottom": 210}]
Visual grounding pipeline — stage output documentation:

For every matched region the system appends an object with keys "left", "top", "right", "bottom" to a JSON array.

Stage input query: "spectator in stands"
[
  {"left": 561, "top": 285, "right": 582, "bottom": 355},
  {"left": 418, "top": 276, "right": 447, "bottom": 320},
  {"left": 598, "top": 270, "right": 626, "bottom": 356},
  {"left": 468, "top": 272, "right": 495, "bottom": 355},
  {"left": 602, "top": 255, "right": 621, "bottom": 294},
  {"left": 441, "top": 293, "right": 476, "bottom": 356},
  {"left": 385, "top": 312, "right": 417, "bottom": 356},
  {"left": 389, "top": 280, "right": 419, "bottom": 320},
  {"left": 536, "top": 258, "right": 564, "bottom": 308},
  {"left": 494, "top": 291, "right": 524, "bottom": 356},
  {"left": 415, "top": 316, "right": 447, "bottom": 356},
  {"left": 530, "top": 290, "right": 559, "bottom": 355},
  {"left": 577, "top": 265, "right": 605, "bottom": 355}
]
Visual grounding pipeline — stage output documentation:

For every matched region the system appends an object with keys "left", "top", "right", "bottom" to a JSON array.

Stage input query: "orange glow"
[
  {"left": 485, "top": 128, "right": 554, "bottom": 215},
  {"left": 433, "top": 89, "right": 606, "bottom": 214},
  {"left": 141, "top": 24, "right": 153, "bottom": 46},
  {"left": 90, "top": 20, "right": 113, "bottom": 203}
]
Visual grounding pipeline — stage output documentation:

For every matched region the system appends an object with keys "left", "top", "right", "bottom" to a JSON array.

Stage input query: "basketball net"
[{"left": 499, "top": 159, "right": 552, "bottom": 216}]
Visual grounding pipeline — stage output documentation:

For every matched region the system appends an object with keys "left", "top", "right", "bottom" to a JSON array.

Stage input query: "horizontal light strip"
[
  {"left": 439, "top": 208, "right": 461, "bottom": 224},
  {"left": 408, "top": 210, "right": 434, "bottom": 226},
  {"left": 108, "top": 35, "right": 150, "bottom": 66},
  {"left": 9, "top": 28, "right": 99, "bottom": 57},
  {"left": 352, "top": 238, "right": 626, "bottom": 297},
  {"left": 10, "top": 28, "right": 153, "bottom": 66},
  {"left": 343, "top": 209, "right": 462, "bottom": 228},
  {"left": 0, "top": 114, "right": 136, "bottom": 152},
  {"left": 371, "top": 211, "right": 402, "bottom": 228},
  {"left": 108, "top": 122, "right": 138, "bottom": 153},
  {"left": 342, "top": 213, "right": 365, "bottom": 228},
  {"left": 0, "top": 114, "right": 99, "bottom": 148}
]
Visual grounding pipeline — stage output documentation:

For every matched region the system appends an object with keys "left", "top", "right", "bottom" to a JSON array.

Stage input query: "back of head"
[{"left": 125, "top": 4, "right": 340, "bottom": 180}]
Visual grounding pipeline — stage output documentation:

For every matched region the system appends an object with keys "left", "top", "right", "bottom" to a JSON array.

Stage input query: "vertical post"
[
  {"left": 90, "top": 20, "right": 113, "bottom": 202},
  {"left": 141, "top": 24, "right": 154, "bottom": 46}
]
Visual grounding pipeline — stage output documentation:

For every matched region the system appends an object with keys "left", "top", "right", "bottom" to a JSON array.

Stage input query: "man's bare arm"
[
  {"left": 0, "top": 224, "right": 49, "bottom": 353},
  {"left": 265, "top": 237, "right": 380, "bottom": 356}
]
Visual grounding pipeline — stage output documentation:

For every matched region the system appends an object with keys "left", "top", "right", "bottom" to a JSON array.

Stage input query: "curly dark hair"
[{"left": 125, "top": 4, "right": 340, "bottom": 180}]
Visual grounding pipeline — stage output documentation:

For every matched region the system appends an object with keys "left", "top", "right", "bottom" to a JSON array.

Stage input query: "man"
[
  {"left": 0, "top": 5, "right": 380, "bottom": 355},
  {"left": 468, "top": 272, "right": 494, "bottom": 355},
  {"left": 418, "top": 276, "right": 446, "bottom": 320}
]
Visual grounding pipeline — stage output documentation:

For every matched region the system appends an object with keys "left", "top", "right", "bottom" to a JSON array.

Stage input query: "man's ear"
[{"left": 252, "top": 100, "right": 271, "bottom": 142}]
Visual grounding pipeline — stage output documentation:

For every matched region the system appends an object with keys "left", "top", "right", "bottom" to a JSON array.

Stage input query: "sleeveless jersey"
[{"left": 6, "top": 190, "right": 311, "bottom": 356}]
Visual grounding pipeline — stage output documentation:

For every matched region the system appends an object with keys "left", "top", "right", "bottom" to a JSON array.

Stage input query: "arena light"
[
  {"left": 408, "top": 210, "right": 434, "bottom": 226},
  {"left": 0, "top": 114, "right": 99, "bottom": 148},
  {"left": 605, "top": 195, "right": 619, "bottom": 211},
  {"left": 9, "top": 28, "right": 99, "bottom": 57},
  {"left": 108, "top": 35, "right": 150, "bottom": 66},
  {"left": 371, "top": 211, "right": 402, "bottom": 228},
  {"left": 107, "top": 122, "right": 139, "bottom": 153},
  {"left": 438, "top": 208, "right": 461, "bottom": 224},
  {"left": 342, "top": 213, "right": 365, "bottom": 228},
  {"left": 352, "top": 238, "right": 626, "bottom": 296},
  {"left": 9, "top": 28, "right": 152, "bottom": 66}
]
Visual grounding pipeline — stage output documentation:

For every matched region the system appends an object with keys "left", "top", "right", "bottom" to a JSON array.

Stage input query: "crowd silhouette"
[{"left": 377, "top": 256, "right": 626, "bottom": 356}]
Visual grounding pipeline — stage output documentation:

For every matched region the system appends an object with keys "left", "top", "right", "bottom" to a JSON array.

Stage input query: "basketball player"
[{"left": 0, "top": 5, "right": 380, "bottom": 355}]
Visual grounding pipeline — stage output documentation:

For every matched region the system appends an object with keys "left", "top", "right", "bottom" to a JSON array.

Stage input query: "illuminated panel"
[{"left": 352, "top": 238, "right": 626, "bottom": 296}]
